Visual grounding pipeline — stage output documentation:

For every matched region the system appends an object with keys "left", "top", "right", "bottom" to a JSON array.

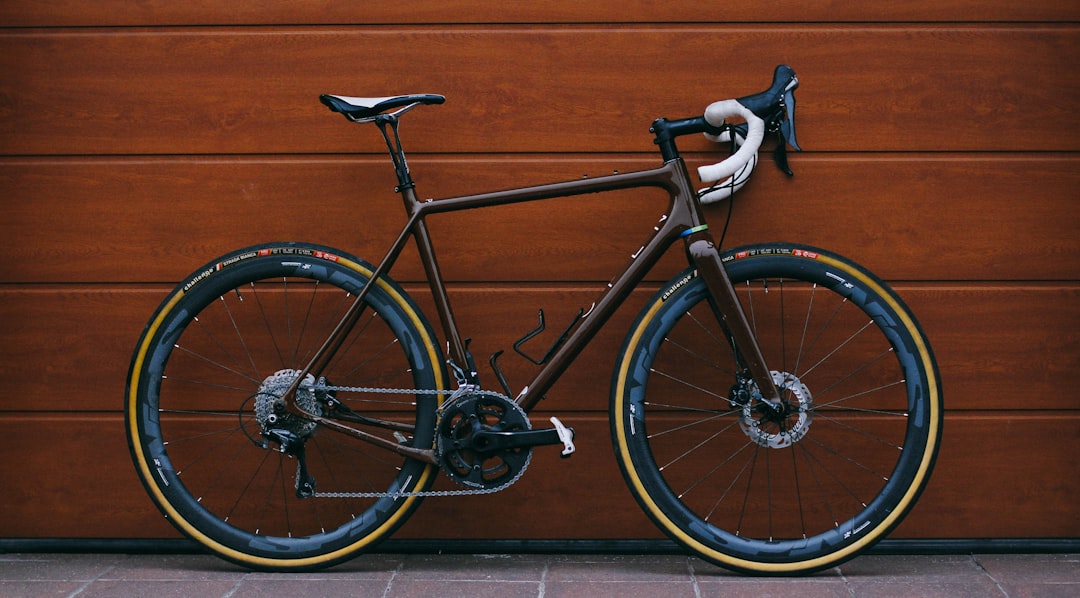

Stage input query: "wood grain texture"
[
  {"left": 1, "top": 284, "right": 1075, "bottom": 413},
  {"left": 1, "top": 27, "right": 1077, "bottom": 155},
  {"left": 0, "top": 6, "right": 1075, "bottom": 544},
  {"left": 1, "top": 155, "right": 1076, "bottom": 283},
  {"left": 1, "top": 413, "right": 1076, "bottom": 539},
  {"left": 1, "top": 1, "right": 1076, "bottom": 26}
]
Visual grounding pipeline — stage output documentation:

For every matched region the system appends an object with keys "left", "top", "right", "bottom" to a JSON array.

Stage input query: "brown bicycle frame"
[{"left": 281, "top": 120, "right": 783, "bottom": 463}]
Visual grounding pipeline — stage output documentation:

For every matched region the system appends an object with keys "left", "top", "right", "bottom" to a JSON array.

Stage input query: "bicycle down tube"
[{"left": 281, "top": 138, "right": 783, "bottom": 450}]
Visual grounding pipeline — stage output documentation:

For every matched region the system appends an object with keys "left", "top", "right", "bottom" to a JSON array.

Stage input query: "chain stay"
[{"left": 309, "top": 382, "right": 529, "bottom": 499}]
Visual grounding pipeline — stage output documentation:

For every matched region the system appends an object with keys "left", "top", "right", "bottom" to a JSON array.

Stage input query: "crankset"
[
  {"left": 437, "top": 390, "right": 575, "bottom": 490},
  {"left": 247, "top": 372, "right": 576, "bottom": 498}
]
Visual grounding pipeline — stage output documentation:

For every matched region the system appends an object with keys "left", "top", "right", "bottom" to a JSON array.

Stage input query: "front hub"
[{"left": 739, "top": 371, "right": 813, "bottom": 448}]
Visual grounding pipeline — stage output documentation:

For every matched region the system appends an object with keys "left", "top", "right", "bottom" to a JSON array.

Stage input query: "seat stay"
[{"left": 320, "top": 93, "right": 446, "bottom": 122}]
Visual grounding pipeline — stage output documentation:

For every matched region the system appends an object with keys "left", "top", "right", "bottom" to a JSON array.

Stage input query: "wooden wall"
[{"left": 1, "top": 2, "right": 1077, "bottom": 545}]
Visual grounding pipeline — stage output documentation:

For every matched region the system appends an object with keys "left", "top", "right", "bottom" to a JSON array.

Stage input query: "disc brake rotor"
[{"left": 740, "top": 370, "right": 813, "bottom": 448}]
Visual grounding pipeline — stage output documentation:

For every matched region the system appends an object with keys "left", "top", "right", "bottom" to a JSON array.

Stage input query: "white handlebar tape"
[{"left": 696, "top": 99, "right": 765, "bottom": 185}]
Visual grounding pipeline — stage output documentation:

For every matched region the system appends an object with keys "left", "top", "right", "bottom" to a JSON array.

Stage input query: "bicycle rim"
[
  {"left": 612, "top": 244, "right": 941, "bottom": 574},
  {"left": 126, "top": 243, "right": 446, "bottom": 570}
]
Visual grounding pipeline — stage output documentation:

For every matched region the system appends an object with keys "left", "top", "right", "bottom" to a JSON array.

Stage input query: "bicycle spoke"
[
  {"left": 815, "top": 377, "right": 907, "bottom": 411},
  {"left": 339, "top": 336, "right": 406, "bottom": 385},
  {"left": 777, "top": 279, "right": 787, "bottom": 375},
  {"left": 297, "top": 285, "right": 355, "bottom": 367},
  {"left": 281, "top": 277, "right": 293, "bottom": 365},
  {"left": 331, "top": 311, "right": 380, "bottom": 378},
  {"left": 162, "top": 422, "right": 242, "bottom": 448},
  {"left": 703, "top": 442, "right": 756, "bottom": 523},
  {"left": 790, "top": 446, "right": 807, "bottom": 539},
  {"left": 248, "top": 282, "right": 288, "bottom": 370},
  {"left": 160, "top": 375, "right": 255, "bottom": 394},
  {"left": 680, "top": 438, "right": 754, "bottom": 500},
  {"left": 181, "top": 313, "right": 260, "bottom": 384},
  {"left": 796, "top": 440, "right": 841, "bottom": 529},
  {"left": 172, "top": 338, "right": 261, "bottom": 386},
  {"left": 660, "top": 336, "right": 733, "bottom": 376},
  {"left": 683, "top": 310, "right": 734, "bottom": 357},
  {"left": 765, "top": 447, "right": 774, "bottom": 540},
  {"left": 657, "top": 417, "right": 744, "bottom": 471},
  {"left": 292, "top": 280, "right": 321, "bottom": 366},
  {"left": 735, "top": 446, "right": 761, "bottom": 537},
  {"left": 617, "top": 246, "right": 939, "bottom": 572},
  {"left": 805, "top": 433, "right": 890, "bottom": 484},
  {"left": 226, "top": 447, "right": 272, "bottom": 529},
  {"left": 129, "top": 247, "right": 444, "bottom": 568},
  {"left": 158, "top": 408, "right": 243, "bottom": 417},
  {"left": 647, "top": 367, "right": 730, "bottom": 402},
  {"left": 792, "top": 283, "right": 817, "bottom": 378},
  {"left": 218, "top": 294, "right": 261, "bottom": 380},
  {"left": 646, "top": 412, "right": 739, "bottom": 443},
  {"left": 280, "top": 458, "right": 298, "bottom": 537},
  {"left": 793, "top": 295, "right": 848, "bottom": 378},
  {"left": 187, "top": 433, "right": 258, "bottom": 508},
  {"left": 308, "top": 437, "right": 368, "bottom": 520},
  {"left": 812, "top": 413, "right": 904, "bottom": 451},
  {"left": 798, "top": 319, "right": 876, "bottom": 380}
]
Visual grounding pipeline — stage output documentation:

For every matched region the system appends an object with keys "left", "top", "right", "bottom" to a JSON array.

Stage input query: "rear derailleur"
[
  {"left": 261, "top": 428, "right": 318, "bottom": 498},
  {"left": 251, "top": 369, "right": 328, "bottom": 498}
]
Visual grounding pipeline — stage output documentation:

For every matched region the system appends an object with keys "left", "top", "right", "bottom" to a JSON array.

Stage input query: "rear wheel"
[
  {"left": 126, "top": 243, "right": 446, "bottom": 571},
  {"left": 612, "top": 244, "right": 942, "bottom": 574}
]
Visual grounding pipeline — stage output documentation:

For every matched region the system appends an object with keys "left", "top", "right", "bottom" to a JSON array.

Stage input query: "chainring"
[{"left": 436, "top": 391, "right": 532, "bottom": 490}]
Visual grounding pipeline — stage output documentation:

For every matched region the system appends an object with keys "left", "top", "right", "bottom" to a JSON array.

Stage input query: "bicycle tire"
[
  {"left": 126, "top": 242, "right": 447, "bottom": 571},
  {"left": 611, "top": 243, "right": 942, "bottom": 574}
]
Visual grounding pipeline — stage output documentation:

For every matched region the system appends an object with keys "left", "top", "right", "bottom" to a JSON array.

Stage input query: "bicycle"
[{"left": 125, "top": 65, "right": 942, "bottom": 575}]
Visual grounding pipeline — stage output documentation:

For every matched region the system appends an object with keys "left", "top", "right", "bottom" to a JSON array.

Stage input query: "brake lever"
[
  {"left": 781, "top": 88, "right": 800, "bottom": 152},
  {"left": 773, "top": 136, "right": 792, "bottom": 176},
  {"left": 772, "top": 88, "right": 801, "bottom": 177}
]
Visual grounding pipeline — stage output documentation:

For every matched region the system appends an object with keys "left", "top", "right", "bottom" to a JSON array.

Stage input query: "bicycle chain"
[{"left": 307, "top": 383, "right": 530, "bottom": 499}]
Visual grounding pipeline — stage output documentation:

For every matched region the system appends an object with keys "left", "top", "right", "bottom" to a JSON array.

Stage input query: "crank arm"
[{"left": 467, "top": 418, "right": 576, "bottom": 457}]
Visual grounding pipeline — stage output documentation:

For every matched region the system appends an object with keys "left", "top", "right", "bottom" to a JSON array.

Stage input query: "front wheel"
[
  {"left": 125, "top": 243, "right": 447, "bottom": 571},
  {"left": 612, "top": 244, "right": 942, "bottom": 574}
]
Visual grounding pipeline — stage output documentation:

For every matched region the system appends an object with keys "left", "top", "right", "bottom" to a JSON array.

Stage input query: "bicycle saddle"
[{"left": 320, "top": 94, "right": 445, "bottom": 121}]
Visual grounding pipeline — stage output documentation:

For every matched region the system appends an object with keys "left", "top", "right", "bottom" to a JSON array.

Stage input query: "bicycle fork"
[{"left": 683, "top": 230, "right": 784, "bottom": 406}]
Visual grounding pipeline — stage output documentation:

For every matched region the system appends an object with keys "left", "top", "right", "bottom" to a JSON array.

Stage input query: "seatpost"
[{"left": 374, "top": 114, "right": 415, "bottom": 191}]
